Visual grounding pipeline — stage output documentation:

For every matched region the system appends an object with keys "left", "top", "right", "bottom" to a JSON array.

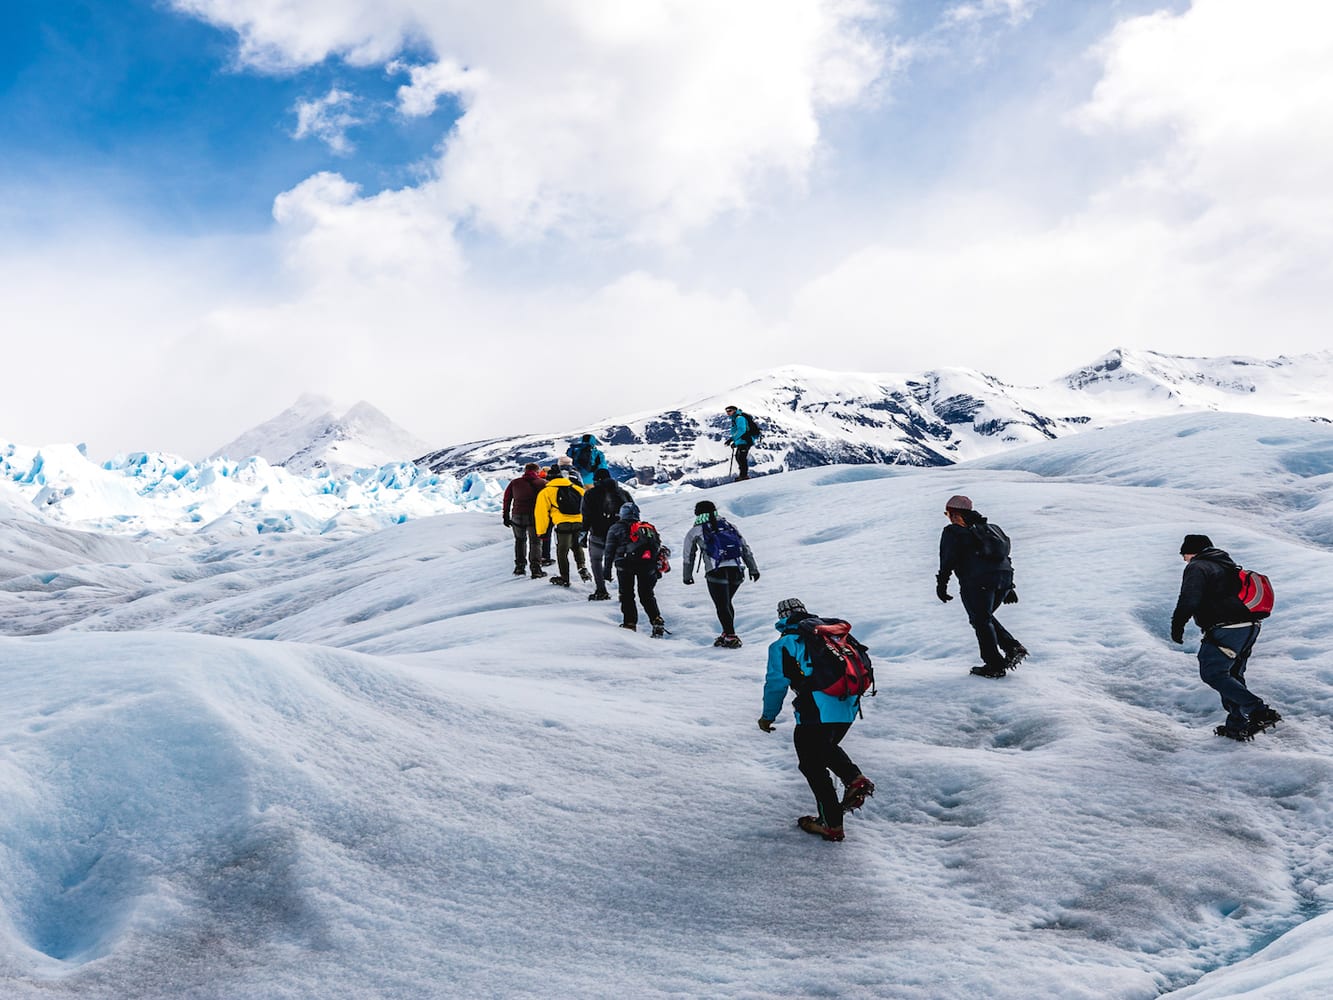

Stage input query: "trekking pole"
[{"left": 728, "top": 446, "right": 735, "bottom": 480}]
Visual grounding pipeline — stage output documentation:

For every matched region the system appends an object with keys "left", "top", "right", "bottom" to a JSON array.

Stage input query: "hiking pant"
[
  {"left": 960, "top": 573, "right": 1019, "bottom": 670},
  {"left": 554, "top": 523, "right": 587, "bottom": 581},
  {"left": 1199, "top": 623, "right": 1265, "bottom": 731},
  {"left": 616, "top": 564, "right": 662, "bottom": 627},
  {"left": 734, "top": 444, "right": 751, "bottom": 480},
  {"left": 705, "top": 566, "right": 744, "bottom": 634},
  {"left": 510, "top": 513, "right": 540, "bottom": 572},
  {"left": 793, "top": 722, "right": 861, "bottom": 829},
  {"left": 588, "top": 534, "right": 612, "bottom": 591}
]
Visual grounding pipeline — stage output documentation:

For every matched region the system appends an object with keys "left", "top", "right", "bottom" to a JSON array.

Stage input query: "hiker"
[
  {"left": 502, "top": 463, "right": 547, "bottom": 578},
  {"left": 1171, "top": 534, "right": 1281, "bottom": 741},
  {"left": 682, "top": 499, "right": 760, "bottom": 648},
  {"left": 602, "top": 501, "right": 668, "bottom": 637},
  {"left": 758, "top": 598, "right": 875, "bottom": 843},
  {"left": 724, "top": 405, "right": 757, "bottom": 481},
  {"left": 566, "top": 433, "right": 608, "bottom": 486},
  {"left": 581, "top": 468, "right": 633, "bottom": 601},
  {"left": 936, "top": 495, "right": 1028, "bottom": 678},
  {"left": 534, "top": 466, "right": 591, "bottom": 588}
]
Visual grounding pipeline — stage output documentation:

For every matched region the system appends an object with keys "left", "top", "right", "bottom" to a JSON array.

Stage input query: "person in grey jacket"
[{"left": 683, "top": 500, "right": 759, "bottom": 648}]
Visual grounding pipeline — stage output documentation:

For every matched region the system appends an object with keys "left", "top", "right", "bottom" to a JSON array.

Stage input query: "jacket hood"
[
  {"left": 546, "top": 476, "right": 579, "bottom": 488},
  {"left": 1192, "top": 546, "right": 1237, "bottom": 568},
  {"left": 618, "top": 501, "right": 640, "bottom": 520},
  {"left": 774, "top": 614, "right": 811, "bottom": 633}
]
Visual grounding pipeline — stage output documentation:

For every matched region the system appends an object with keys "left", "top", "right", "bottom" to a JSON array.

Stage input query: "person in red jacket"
[{"left": 503, "top": 464, "right": 547, "bottom": 578}]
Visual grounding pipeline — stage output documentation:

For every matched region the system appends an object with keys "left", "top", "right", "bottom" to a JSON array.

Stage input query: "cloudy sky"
[{"left": 3, "top": 0, "right": 1330, "bottom": 458}]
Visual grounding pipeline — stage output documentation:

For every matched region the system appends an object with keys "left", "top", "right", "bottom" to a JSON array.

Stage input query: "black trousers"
[
  {"left": 510, "top": 515, "right": 540, "bottom": 571},
  {"left": 616, "top": 564, "right": 662, "bottom": 626},
  {"left": 734, "top": 444, "right": 751, "bottom": 479},
  {"left": 793, "top": 722, "right": 860, "bottom": 828},
  {"left": 960, "top": 573, "right": 1018, "bottom": 669},
  {"left": 705, "top": 567, "right": 744, "bottom": 634}
]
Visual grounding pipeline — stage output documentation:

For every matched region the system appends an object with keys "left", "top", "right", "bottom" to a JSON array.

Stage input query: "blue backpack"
[{"left": 702, "top": 519, "right": 745, "bottom": 562}]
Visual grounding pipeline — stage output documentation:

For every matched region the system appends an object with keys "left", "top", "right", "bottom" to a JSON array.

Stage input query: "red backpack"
[
  {"left": 1237, "top": 568, "right": 1274, "bottom": 619},
  {"left": 788, "top": 618, "right": 875, "bottom": 702},
  {"left": 624, "top": 521, "right": 662, "bottom": 564}
]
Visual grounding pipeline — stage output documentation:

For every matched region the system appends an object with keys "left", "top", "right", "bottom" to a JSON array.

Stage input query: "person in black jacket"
[
  {"left": 936, "top": 495, "right": 1027, "bottom": 678},
  {"left": 1171, "top": 534, "right": 1281, "bottom": 741},
  {"left": 602, "top": 501, "right": 667, "bottom": 637},
  {"left": 581, "top": 468, "right": 633, "bottom": 601}
]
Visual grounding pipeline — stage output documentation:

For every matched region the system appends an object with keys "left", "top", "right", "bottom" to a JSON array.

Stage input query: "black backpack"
[
  {"left": 622, "top": 521, "right": 662, "bottom": 564},
  {"left": 970, "top": 522, "right": 1011, "bottom": 563},
  {"left": 736, "top": 410, "right": 763, "bottom": 445},
  {"left": 785, "top": 617, "right": 875, "bottom": 703},
  {"left": 571, "top": 441, "right": 594, "bottom": 471},
  {"left": 555, "top": 483, "right": 584, "bottom": 516}
]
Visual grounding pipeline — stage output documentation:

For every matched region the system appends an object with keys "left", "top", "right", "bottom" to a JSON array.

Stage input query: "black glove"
[
  {"left": 757, "top": 717, "right": 775, "bottom": 733},
  {"left": 749, "top": 570, "right": 760, "bottom": 582},
  {"left": 1002, "top": 588, "right": 1018, "bottom": 605},
  {"left": 683, "top": 577, "right": 694, "bottom": 586},
  {"left": 1171, "top": 627, "right": 1184, "bottom": 645},
  {"left": 503, "top": 515, "right": 512, "bottom": 528},
  {"left": 936, "top": 581, "right": 952, "bottom": 603}
]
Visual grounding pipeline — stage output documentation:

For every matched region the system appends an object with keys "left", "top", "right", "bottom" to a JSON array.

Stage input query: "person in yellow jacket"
[{"left": 535, "top": 466, "right": 592, "bottom": 588}]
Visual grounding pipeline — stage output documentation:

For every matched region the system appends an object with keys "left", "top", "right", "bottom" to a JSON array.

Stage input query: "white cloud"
[
  {"left": 174, "top": 0, "right": 893, "bottom": 243},
  {"left": 292, "top": 88, "right": 366, "bottom": 154}
]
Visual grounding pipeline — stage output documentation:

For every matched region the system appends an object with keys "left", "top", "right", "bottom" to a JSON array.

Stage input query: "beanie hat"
[
  {"left": 619, "top": 501, "right": 640, "bottom": 520},
  {"left": 558, "top": 455, "right": 574, "bottom": 467},
  {"left": 777, "top": 597, "right": 807, "bottom": 618},
  {"left": 945, "top": 495, "right": 973, "bottom": 511},
  {"left": 593, "top": 468, "right": 611, "bottom": 482},
  {"left": 1180, "top": 534, "right": 1213, "bottom": 555},
  {"left": 694, "top": 499, "right": 717, "bottom": 516}
]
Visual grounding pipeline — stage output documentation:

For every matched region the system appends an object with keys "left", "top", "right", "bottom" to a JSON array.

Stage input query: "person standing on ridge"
[
  {"left": 724, "top": 405, "right": 757, "bottom": 481},
  {"left": 758, "top": 598, "right": 875, "bottom": 843},
  {"left": 602, "top": 501, "right": 668, "bottom": 637},
  {"left": 936, "top": 495, "right": 1028, "bottom": 678},
  {"left": 566, "top": 433, "right": 608, "bottom": 486},
  {"left": 1171, "top": 534, "right": 1281, "bottom": 741},
  {"left": 682, "top": 499, "right": 760, "bottom": 648},
  {"left": 502, "top": 463, "right": 547, "bottom": 578},
  {"left": 535, "top": 465, "right": 592, "bottom": 588},
  {"left": 581, "top": 468, "right": 633, "bottom": 601}
]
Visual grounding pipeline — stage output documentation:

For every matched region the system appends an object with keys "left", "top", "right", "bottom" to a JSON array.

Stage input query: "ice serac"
[
  {"left": 211, "top": 396, "right": 431, "bottom": 476},
  {"left": 417, "top": 349, "right": 1333, "bottom": 486}
]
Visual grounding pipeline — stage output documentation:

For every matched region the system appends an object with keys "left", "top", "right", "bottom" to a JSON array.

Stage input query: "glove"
[
  {"left": 936, "top": 581, "right": 953, "bottom": 603},
  {"left": 757, "top": 718, "right": 775, "bottom": 733},
  {"left": 1171, "top": 627, "right": 1184, "bottom": 645},
  {"left": 683, "top": 577, "right": 694, "bottom": 586},
  {"left": 749, "top": 570, "right": 761, "bottom": 582},
  {"left": 1002, "top": 588, "right": 1018, "bottom": 605},
  {"left": 503, "top": 516, "right": 512, "bottom": 528}
]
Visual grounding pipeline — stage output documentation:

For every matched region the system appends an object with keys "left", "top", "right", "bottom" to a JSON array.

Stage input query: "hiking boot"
[
  {"left": 1246, "top": 706, "right": 1282, "bottom": 735},
  {"left": 530, "top": 569, "right": 548, "bottom": 579},
  {"left": 578, "top": 568, "right": 592, "bottom": 582},
  {"left": 540, "top": 558, "right": 555, "bottom": 566},
  {"left": 713, "top": 633, "right": 743, "bottom": 649},
  {"left": 970, "top": 664, "right": 1007, "bottom": 679},
  {"left": 841, "top": 775, "right": 875, "bottom": 812},
  {"left": 650, "top": 618, "right": 669, "bottom": 638},
  {"left": 1214, "top": 724, "right": 1253, "bottom": 742},
  {"left": 513, "top": 567, "right": 526, "bottom": 576},
  {"left": 619, "top": 622, "right": 637, "bottom": 632},
  {"left": 550, "top": 576, "right": 571, "bottom": 587},
  {"left": 1004, "top": 644, "right": 1029, "bottom": 669},
  {"left": 588, "top": 589, "right": 611, "bottom": 601},
  {"left": 797, "top": 815, "right": 844, "bottom": 842}
]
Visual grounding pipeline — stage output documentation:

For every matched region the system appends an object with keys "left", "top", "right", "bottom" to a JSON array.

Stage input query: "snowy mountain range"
[
  {"left": 416, "top": 348, "right": 1333, "bottom": 485},
  {"left": 211, "top": 394, "right": 431, "bottom": 476}
]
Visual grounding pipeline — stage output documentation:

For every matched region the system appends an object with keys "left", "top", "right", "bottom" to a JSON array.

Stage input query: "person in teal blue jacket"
[{"left": 758, "top": 597, "right": 874, "bottom": 842}]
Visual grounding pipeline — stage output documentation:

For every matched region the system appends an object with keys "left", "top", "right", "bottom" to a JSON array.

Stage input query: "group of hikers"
[{"left": 500, "top": 427, "right": 1284, "bottom": 844}]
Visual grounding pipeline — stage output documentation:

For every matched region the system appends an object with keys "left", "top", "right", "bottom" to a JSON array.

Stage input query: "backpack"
[
  {"left": 702, "top": 519, "right": 745, "bottom": 562},
  {"left": 970, "top": 522, "right": 1011, "bottom": 563},
  {"left": 736, "top": 411, "right": 762, "bottom": 445},
  {"left": 1237, "top": 567, "right": 1275, "bottom": 619},
  {"left": 571, "top": 441, "right": 594, "bottom": 471},
  {"left": 623, "top": 521, "right": 662, "bottom": 564},
  {"left": 555, "top": 483, "right": 584, "bottom": 516},
  {"left": 787, "top": 617, "right": 875, "bottom": 702}
]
